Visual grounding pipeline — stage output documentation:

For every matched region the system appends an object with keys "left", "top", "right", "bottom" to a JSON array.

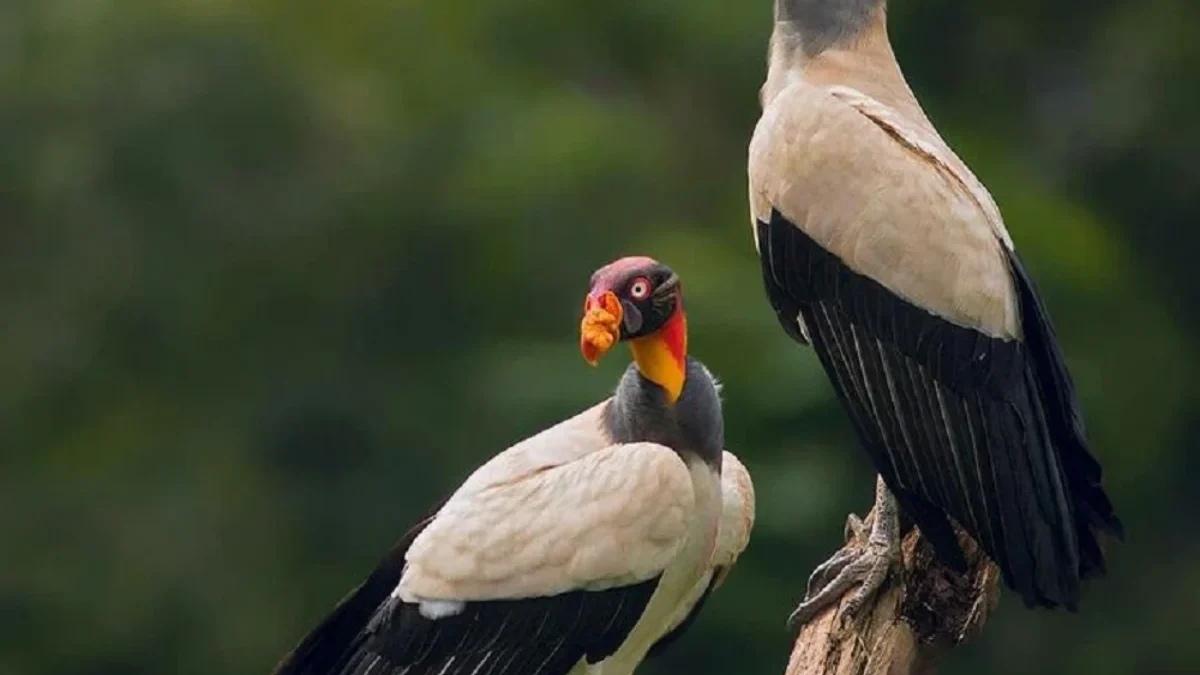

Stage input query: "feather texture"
[
  {"left": 270, "top": 506, "right": 443, "bottom": 675},
  {"left": 400, "top": 442, "right": 695, "bottom": 602},
  {"left": 645, "top": 450, "right": 755, "bottom": 659},
  {"left": 713, "top": 451, "right": 755, "bottom": 572},
  {"left": 748, "top": 79, "right": 1019, "bottom": 338},
  {"left": 757, "top": 211, "right": 1121, "bottom": 608},
  {"left": 274, "top": 435, "right": 695, "bottom": 675},
  {"left": 272, "top": 365, "right": 752, "bottom": 675},
  {"left": 341, "top": 579, "right": 660, "bottom": 675}
]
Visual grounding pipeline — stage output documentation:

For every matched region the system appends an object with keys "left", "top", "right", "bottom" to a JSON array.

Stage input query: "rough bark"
[{"left": 784, "top": 509, "right": 1000, "bottom": 675}]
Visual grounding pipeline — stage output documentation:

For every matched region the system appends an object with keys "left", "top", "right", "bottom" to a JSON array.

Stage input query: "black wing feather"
[
  {"left": 346, "top": 579, "right": 659, "bottom": 675},
  {"left": 271, "top": 497, "right": 661, "bottom": 675},
  {"left": 1009, "top": 254, "right": 1125, "bottom": 570},
  {"left": 271, "top": 503, "right": 444, "bottom": 675},
  {"left": 757, "top": 209, "right": 1121, "bottom": 609}
]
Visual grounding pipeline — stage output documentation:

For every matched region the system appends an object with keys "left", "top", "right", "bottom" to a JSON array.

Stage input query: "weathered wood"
[{"left": 785, "top": 509, "right": 1000, "bottom": 675}]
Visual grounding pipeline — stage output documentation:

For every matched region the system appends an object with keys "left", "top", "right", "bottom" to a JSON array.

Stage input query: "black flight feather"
[
  {"left": 271, "top": 503, "right": 443, "bottom": 675},
  {"left": 346, "top": 578, "right": 659, "bottom": 675},
  {"left": 756, "top": 209, "right": 1121, "bottom": 609},
  {"left": 271, "top": 495, "right": 661, "bottom": 675}
]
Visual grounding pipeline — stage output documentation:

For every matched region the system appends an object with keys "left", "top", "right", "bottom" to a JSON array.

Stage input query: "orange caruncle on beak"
[{"left": 580, "top": 291, "right": 623, "bottom": 366}]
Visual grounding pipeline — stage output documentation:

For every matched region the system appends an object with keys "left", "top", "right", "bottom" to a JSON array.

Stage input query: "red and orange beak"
[{"left": 580, "top": 290, "right": 623, "bottom": 365}]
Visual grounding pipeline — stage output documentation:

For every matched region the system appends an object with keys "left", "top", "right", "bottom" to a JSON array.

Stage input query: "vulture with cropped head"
[
  {"left": 270, "top": 256, "right": 755, "bottom": 675},
  {"left": 747, "top": 0, "right": 1122, "bottom": 623}
]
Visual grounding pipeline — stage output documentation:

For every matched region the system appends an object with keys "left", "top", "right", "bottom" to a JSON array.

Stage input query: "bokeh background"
[{"left": 4, "top": 0, "right": 1198, "bottom": 673}]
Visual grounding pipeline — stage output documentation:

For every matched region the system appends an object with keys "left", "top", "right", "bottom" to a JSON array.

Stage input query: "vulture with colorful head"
[{"left": 271, "top": 256, "right": 755, "bottom": 675}]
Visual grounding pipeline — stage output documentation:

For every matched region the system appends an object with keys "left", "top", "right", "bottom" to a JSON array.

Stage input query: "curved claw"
[
  {"left": 839, "top": 543, "right": 896, "bottom": 622},
  {"left": 844, "top": 510, "right": 874, "bottom": 542},
  {"left": 789, "top": 478, "right": 901, "bottom": 629},
  {"left": 844, "top": 513, "right": 862, "bottom": 542},
  {"left": 788, "top": 539, "right": 898, "bottom": 628},
  {"left": 805, "top": 546, "right": 857, "bottom": 598}
]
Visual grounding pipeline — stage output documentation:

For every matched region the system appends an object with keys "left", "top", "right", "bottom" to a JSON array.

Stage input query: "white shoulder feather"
[
  {"left": 453, "top": 401, "right": 613, "bottom": 496},
  {"left": 715, "top": 451, "right": 755, "bottom": 570},
  {"left": 398, "top": 441, "right": 695, "bottom": 603},
  {"left": 748, "top": 81, "right": 1020, "bottom": 338}
]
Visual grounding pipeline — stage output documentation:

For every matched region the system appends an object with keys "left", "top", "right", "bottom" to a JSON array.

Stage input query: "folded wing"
[
  {"left": 402, "top": 441, "right": 695, "bottom": 601},
  {"left": 269, "top": 505, "right": 442, "bottom": 675},
  {"left": 749, "top": 83, "right": 1121, "bottom": 608},
  {"left": 340, "top": 441, "right": 695, "bottom": 675}
]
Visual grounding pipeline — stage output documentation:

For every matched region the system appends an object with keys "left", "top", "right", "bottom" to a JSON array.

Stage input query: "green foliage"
[{"left": 2, "top": 1, "right": 1196, "bottom": 674}]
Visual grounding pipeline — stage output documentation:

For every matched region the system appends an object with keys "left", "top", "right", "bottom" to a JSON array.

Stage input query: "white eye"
[{"left": 629, "top": 277, "right": 651, "bottom": 300}]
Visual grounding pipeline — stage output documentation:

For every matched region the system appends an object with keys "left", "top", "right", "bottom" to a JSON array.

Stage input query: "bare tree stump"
[{"left": 785, "top": 508, "right": 1001, "bottom": 675}]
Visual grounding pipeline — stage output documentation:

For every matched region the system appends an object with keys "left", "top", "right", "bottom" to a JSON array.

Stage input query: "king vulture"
[
  {"left": 746, "top": 0, "right": 1123, "bottom": 623},
  {"left": 270, "top": 256, "right": 755, "bottom": 675}
]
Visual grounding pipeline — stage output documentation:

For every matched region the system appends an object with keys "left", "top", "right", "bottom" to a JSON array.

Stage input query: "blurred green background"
[{"left": 3, "top": 0, "right": 1197, "bottom": 673}]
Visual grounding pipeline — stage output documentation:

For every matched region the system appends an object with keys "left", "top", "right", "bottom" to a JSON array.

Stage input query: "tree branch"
[{"left": 785, "top": 509, "right": 1001, "bottom": 675}]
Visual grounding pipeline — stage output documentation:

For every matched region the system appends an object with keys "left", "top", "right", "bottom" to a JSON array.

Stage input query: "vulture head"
[{"left": 581, "top": 256, "right": 687, "bottom": 402}]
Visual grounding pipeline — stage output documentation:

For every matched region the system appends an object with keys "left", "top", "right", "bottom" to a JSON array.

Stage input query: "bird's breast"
[{"left": 588, "top": 457, "right": 723, "bottom": 675}]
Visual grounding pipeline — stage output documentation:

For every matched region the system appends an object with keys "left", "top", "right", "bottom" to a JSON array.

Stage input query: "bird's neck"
[
  {"left": 608, "top": 352, "right": 724, "bottom": 470},
  {"left": 774, "top": 0, "right": 886, "bottom": 55},
  {"left": 765, "top": 1, "right": 931, "bottom": 130},
  {"left": 629, "top": 310, "right": 687, "bottom": 404}
]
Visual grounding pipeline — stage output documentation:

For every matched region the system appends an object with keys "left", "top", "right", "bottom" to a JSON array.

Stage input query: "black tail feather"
[
  {"left": 271, "top": 508, "right": 441, "bottom": 675},
  {"left": 1007, "top": 251, "right": 1124, "bottom": 579}
]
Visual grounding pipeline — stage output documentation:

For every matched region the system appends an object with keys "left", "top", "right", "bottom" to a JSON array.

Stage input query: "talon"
[
  {"left": 844, "top": 513, "right": 865, "bottom": 542},
  {"left": 805, "top": 547, "right": 854, "bottom": 598},
  {"left": 789, "top": 478, "right": 902, "bottom": 629},
  {"left": 791, "top": 542, "right": 897, "bottom": 628},
  {"left": 859, "top": 508, "right": 877, "bottom": 533}
]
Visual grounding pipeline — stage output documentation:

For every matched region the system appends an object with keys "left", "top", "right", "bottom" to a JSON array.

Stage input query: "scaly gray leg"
[{"left": 788, "top": 476, "right": 900, "bottom": 627}]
